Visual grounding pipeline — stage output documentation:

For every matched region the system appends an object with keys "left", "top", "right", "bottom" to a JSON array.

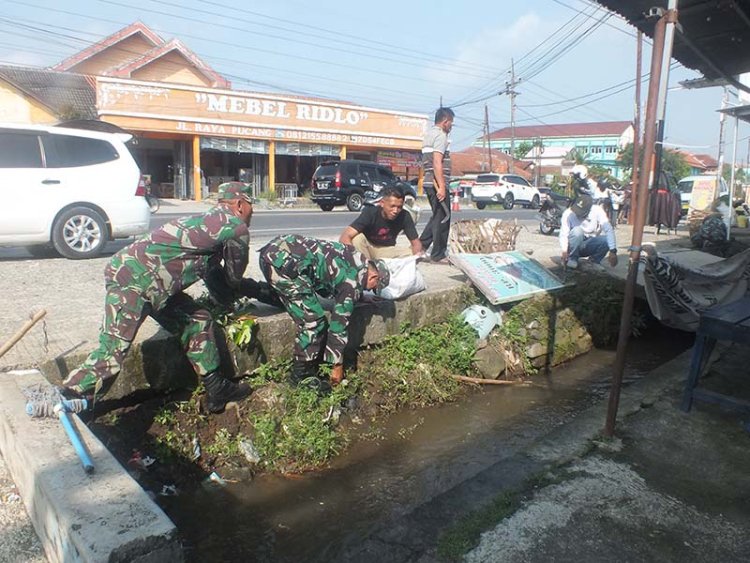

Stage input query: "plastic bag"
[{"left": 379, "top": 256, "right": 426, "bottom": 300}]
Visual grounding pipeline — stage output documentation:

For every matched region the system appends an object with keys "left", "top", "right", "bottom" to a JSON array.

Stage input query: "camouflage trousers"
[
  {"left": 63, "top": 282, "right": 220, "bottom": 397},
  {"left": 260, "top": 262, "right": 328, "bottom": 364}
]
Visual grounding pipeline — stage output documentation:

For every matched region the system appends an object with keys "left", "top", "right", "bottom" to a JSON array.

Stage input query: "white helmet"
[{"left": 571, "top": 164, "right": 588, "bottom": 179}]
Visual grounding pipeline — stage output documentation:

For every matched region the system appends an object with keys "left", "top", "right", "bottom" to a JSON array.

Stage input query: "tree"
[
  {"left": 513, "top": 141, "right": 533, "bottom": 160},
  {"left": 617, "top": 143, "right": 689, "bottom": 182}
]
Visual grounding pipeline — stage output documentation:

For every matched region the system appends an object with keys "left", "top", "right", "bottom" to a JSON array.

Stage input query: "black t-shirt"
[{"left": 349, "top": 205, "right": 418, "bottom": 247}]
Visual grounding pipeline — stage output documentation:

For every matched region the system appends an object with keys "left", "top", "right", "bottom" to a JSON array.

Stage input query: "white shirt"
[{"left": 558, "top": 205, "right": 616, "bottom": 251}]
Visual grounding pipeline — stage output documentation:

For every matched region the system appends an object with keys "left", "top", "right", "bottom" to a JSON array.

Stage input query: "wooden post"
[
  {"left": 339, "top": 145, "right": 347, "bottom": 160},
  {"left": 268, "top": 140, "right": 276, "bottom": 197},
  {"left": 192, "top": 135, "right": 201, "bottom": 202}
]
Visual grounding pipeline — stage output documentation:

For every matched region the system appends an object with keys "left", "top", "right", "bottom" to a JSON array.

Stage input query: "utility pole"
[
  {"left": 484, "top": 103, "right": 493, "bottom": 172},
  {"left": 717, "top": 87, "right": 728, "bottom": 191},
  {"left": 631, "top": 31, "right": 643, "bottom": 225},
  {"left": 505, "top": 59, "right": 520, "bottom": 173}
]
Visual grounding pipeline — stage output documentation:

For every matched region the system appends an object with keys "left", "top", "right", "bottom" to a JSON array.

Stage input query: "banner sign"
[
  {"left": 450, "top": 251, "right": 565, "bottom": 304},
  {"left": 96, "top": 77, "right": 427, "bottom": 149},
  {"left": 689, "top": 177, "right": 718, "bottom": 212}
]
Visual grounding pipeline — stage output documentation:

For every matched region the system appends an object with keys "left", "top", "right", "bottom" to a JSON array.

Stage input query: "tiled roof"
[
  {"left": 676, "top": 150, "right": 719, "bottom": 170},
  {"left": 489, "top": 121, "right": 632, "bottom": 140},
  {"left": 0, "top": 65, "right": 97, "bottom": 119},
  {"left": 451, "top": 147, "right": 532, "bottom": 179}
]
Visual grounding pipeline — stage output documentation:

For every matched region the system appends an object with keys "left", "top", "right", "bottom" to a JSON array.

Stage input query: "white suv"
[
  {"left": 0, "top": 123, "right": 150, "bottom": 259},
  {"left": 471, "top": 173, "right": 541, "bottom": 210}
]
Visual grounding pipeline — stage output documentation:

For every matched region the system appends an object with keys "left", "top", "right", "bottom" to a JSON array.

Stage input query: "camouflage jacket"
[
  {"left": 106, "top": 205, "right": 249, "bottom": 311},
  {"left": 259, "top": 234, "right": 367, "bottom": 363}
]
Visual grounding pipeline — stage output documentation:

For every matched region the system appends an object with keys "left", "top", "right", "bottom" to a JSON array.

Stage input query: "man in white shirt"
[{"left": 559, "top": 194, "right": 618, "bottom": 269}]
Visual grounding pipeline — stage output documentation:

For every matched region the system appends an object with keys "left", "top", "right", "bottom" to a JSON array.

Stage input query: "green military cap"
[
  {"left": 217, "top": 182, "right": 253, "bottom": 203},
  {"left": 369, "top": 259, "right": 391, "bottom": 291}
]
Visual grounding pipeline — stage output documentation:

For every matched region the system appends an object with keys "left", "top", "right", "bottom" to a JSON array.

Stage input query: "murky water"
[{"left": 164, "top": 326, "right": 693, "bottom": 562}]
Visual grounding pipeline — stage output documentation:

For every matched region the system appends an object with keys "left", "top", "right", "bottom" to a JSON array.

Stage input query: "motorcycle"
[{"left": 538, "top": 189, "right": 572, "bottom": 235}]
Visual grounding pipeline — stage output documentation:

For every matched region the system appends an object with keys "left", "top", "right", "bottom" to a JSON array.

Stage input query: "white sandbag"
[{"left": 379, "top": 256, "right": 426, "bottom": 300}]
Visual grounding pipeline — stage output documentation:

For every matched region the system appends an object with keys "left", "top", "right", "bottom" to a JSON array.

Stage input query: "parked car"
[
  {"left": 676, "top": 175, "right": 729, "bottom": 215},
  {"left": 0, "top": 123, "right": 150, "bottom": 259},
  {"left": 471, "top": 173, "right": 541, "bottom": 210},
  {"left": 311, "top": 159, "right": 415, "bottom": 212}
]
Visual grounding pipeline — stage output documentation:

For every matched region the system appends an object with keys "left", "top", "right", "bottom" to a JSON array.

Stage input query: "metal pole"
[
  {"left": 631, "top": 31, "right": 643, "bottom": 225},
  {"left": 604, "top": 1, "right": 679, "bottom": 437},
  {"left": 485, "top": 103, "right": 493, "bottom": 171},
  {"left": 509, "top": 59, "right": 516, "bottom": 173},
  {"left": 728, "top": 114, "right": 740, "bottom": 240},
  {"left": 717, "top": 88, "right": 728, "bottom": 202}
]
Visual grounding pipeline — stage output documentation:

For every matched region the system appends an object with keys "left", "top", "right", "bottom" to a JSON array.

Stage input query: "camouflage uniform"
[
  {"left": 63, "top": 206, "right": 249, "bottom": 396},
  {"left": 258, "top": 235, "right": 368, "bottom": 365}
]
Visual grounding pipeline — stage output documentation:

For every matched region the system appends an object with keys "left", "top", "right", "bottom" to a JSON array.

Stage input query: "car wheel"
[
  {"left": 25, "top": 244, "right": 60, "bottom": 258},
  {"left": 475, "top": 202, "right": 487, "bottom": 210},
  {"left": 503, "top": 193, "right": 515, "bottom": 210},
  {"left": 319, "top": 203, "right": 334, "bottom": 212},
  {"left": 52, "top": 206, "right": 108, "bottom": 259},
  {"left": 346, "top": 192, "right": 364, "bottom": 212},
  {"left": 530, "top": 195, "right": 540, "bottom": 210}
]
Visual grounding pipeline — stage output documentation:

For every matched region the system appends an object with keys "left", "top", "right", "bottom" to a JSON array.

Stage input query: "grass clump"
[{"left": 363, "top": 314, "right": 477, "bottom": 411}]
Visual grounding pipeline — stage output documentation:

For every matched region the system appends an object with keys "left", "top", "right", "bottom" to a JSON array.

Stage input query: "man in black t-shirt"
[{"left": 339, "top": 186, "right": 423, "bottom": 259}]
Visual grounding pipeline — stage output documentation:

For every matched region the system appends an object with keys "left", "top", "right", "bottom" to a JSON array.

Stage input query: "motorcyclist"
[{"left": 570, "top": 164, "right": 597, "bottom": 197}]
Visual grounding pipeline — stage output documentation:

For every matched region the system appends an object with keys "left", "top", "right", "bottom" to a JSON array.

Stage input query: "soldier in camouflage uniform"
[
  {"left": 63, "top": 183, "right": 256, "bottom": 413},
  {"left": 258, "top": 234, "right": 390, "bottom": 387}
]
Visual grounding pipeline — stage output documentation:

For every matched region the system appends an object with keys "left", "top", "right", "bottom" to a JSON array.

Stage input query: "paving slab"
[{"left": 0, "top": 370, "right": 183, "bottom": 563}]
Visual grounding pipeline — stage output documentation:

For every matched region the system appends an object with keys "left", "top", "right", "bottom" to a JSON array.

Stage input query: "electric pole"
[
  {"left": 484, "top": 103, "right": 493, "bottom": 172},
  {"left": 505, "top": 59, "right": 520, "bottom": 173},
  {"left": 631, "top": 30, "right": 643, "bottom": 225}
]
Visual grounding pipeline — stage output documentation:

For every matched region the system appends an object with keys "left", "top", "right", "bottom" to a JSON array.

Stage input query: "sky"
[{"left": 1, "top": 0, "right": 748, "bottom": 163}]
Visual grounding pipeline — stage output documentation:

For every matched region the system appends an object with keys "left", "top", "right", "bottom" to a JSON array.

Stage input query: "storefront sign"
[
  {"left": 450, "top": 251, "right": 565, "bottom": 305},
  {"left": 96, "top": 78, "right": 427, "bottom": 149},
  {"left": 377, "top": 150, "right": 422, "bottom": 169}
]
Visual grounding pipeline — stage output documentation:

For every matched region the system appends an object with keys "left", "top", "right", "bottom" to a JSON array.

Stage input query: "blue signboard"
[{"left": 450, "top": 251, "right": 565, "bottom": 305}]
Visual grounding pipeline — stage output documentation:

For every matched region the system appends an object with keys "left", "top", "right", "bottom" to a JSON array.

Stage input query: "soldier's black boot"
[
  {"left": 203, "top": 372, "right": 251, "bottom": 413},
  {"left": 289, "top": 360, "right": 319, "bottom": 386}
]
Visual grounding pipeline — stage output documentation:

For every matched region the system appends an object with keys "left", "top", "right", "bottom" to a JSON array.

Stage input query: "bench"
[{"left": 681, "top": 294, "right": 750, "bottom": 412}]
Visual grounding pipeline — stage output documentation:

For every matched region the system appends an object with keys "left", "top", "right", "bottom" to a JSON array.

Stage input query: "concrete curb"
[
  {"left": 41, "top": 279, "right": 474, "bottom": 401},
  {"left": 0, "top": 371, "right": 183, "bottom": 563}
]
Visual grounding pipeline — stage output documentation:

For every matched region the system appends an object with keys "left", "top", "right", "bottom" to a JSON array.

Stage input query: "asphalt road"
[{"left": 0, "top": 206, "right": 540, "bottom": 261}]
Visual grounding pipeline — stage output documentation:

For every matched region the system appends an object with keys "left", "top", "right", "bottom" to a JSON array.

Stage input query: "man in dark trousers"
[
  {"left": 339, "top": 185, "right": 423, "bottom": 259},
  {"left": 63, "top": 183, "right": 257, "bottom": 413},
  {"left": 419, "top": 107, "right": 454, "bottom": 264},
  {"left": 259, "top": 234, "right": 390, "bottom": 389}
]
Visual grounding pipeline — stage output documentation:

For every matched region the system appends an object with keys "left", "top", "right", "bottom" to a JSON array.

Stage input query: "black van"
[{"left": 310, "top": 159, "right": 415, "bottom": 212}]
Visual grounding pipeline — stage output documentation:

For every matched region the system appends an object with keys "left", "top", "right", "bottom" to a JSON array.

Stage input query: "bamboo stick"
[{"left": 0, "top": 310, "right": 47, "bottom": 360}]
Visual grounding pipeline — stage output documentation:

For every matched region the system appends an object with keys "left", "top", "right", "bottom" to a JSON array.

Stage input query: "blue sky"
[{"left": 1, "top": 0, "right": 747, "bottom": 161}]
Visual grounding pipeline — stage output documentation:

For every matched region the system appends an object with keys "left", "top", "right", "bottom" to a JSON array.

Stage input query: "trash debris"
[
  {"left": 159, "top": 484, "right": 179, "bottom": 497},
  {"left": 238, "top": 438, "right": 261, "bottom": 464},
  {"left": 191, "top": 437, "right": 201, "bottom": 461},
  {"left": 2, "top": 492, "right": 21, "bottom": 504},
  {"left": 128, "top": 450, "right": 155, "bottom": 471},
  {"left": 203, "top": 471, "right": 227, "bottom": 488},
  {"left": 460, "top": 304, "right": 503, "bottom": 340}
]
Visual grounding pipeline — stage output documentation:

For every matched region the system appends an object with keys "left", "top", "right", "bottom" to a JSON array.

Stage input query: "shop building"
[{"left": 46, "top": 22, "right": 427, "bottom": 200}]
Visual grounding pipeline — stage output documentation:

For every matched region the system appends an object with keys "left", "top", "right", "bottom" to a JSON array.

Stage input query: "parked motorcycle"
[{"left": 538, "top": 189, "right": 572, "bottom": 235}]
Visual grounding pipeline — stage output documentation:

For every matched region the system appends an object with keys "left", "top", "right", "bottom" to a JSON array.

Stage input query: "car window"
[
  {"left": 677, "top": 181, "right": 693, "bottom": 194},
  {"left": 315, "top": 164, "right": 338, "bottom": 177},
  {"left": 512, "top": 176, "right": 531, "bottom": 186},
  {"left": 342, "top": 163, "right": 358, "bottom": 176},
  {"left": 360, "top": 164, "right": 380, "bottom": 182},
  {"left": 476, "top": 174, "right": 499, "bottom": 183},
  {"left": 42, "top": 134, "right": 120, "bottom": 168},
  {"left": 378, "top": 166, "right": 396, "bottom": 182},
  {"left": 0, "top": 132, "right": 43, "bottom": 168}
]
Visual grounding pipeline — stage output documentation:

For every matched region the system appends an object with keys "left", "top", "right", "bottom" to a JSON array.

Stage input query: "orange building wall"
[
  {"left": 131, "top": 52, "right": 212, "bottom": 87},
  {"left": 0, "top": 81, "right": 57, "bottom": 124},
  {"left": 68, "top": 35, "right": 155, "bottom": 75}
]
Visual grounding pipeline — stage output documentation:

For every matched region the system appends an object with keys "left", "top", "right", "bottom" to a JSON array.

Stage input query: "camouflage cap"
[
  {"left": 217, "top": 182, "right": 253, "bottom": 203},
  {"left": 369, "top": 259, "right": 391, "bottom": 291}
]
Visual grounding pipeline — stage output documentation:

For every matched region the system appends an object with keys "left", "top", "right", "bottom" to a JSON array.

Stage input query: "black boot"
[
  {"left": 289, "top": 361, "right": 330, "bottom": 395},
  {"left": 203, "top": 372, "right": 251, "bottom": 413}
]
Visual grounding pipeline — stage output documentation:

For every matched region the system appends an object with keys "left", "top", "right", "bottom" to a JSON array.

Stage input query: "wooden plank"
[{"left": 691, "top": 388, "right": 750, "bottom": 414}]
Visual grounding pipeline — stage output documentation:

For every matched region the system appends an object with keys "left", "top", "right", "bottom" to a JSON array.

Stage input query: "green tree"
[
  {"left": 513, "top": 141, "right": 533, "bottom": 160},
  {"left": 617, "top": 143, "right": 689, "bottom": 181}
]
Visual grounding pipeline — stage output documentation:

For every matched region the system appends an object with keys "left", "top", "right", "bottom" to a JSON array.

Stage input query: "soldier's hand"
[{"left": 331, "top": 364, "right": 344, "bottom": 386}]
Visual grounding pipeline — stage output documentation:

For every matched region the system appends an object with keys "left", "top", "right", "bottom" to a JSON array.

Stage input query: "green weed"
[{"left": 206, "top": 428, "right": 240, "bottom": 459}]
